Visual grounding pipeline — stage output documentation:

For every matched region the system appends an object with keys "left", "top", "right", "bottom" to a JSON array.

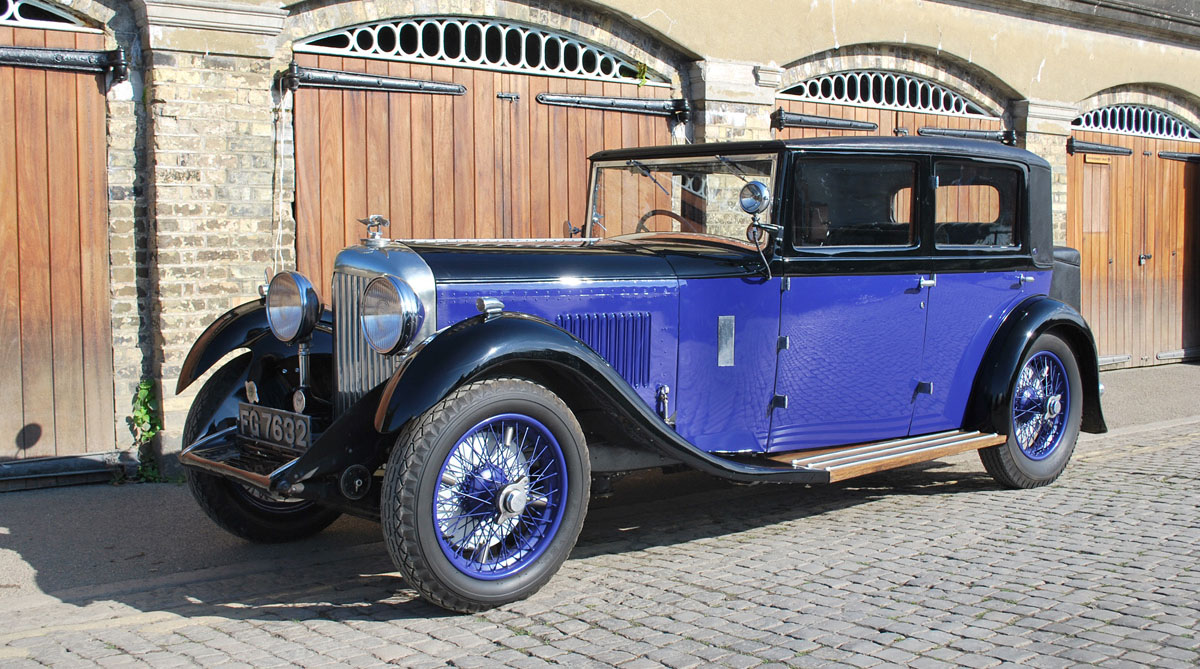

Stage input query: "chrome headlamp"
[
  {"left": 361, "top": 275, "right": 424, "bottom": 354},
  {"left": 265, "top": 271, "right": 321, "bottom": 344}
]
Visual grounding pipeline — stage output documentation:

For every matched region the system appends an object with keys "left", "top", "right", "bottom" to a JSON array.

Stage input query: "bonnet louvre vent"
[{"left": 555, "top": 312, "right": 651, "bottom": 387}]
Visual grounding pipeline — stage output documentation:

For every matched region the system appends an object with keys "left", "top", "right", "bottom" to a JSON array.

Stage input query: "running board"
[{"left": 770, "top": 430, "right": 1006, "bottom": 482}]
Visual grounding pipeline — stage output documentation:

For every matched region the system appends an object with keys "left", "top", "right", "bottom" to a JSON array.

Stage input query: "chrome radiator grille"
[{"left": 333, "top": 271, "right": 404, "bottom": 415}]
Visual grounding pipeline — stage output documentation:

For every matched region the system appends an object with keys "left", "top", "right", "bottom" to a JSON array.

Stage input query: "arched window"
[
  {"left": 780, "top": 70, "right": 992, "bottom": 118},
  {"left": 295, "top": 16, "right": 667, "bottom": 86},
  {"left": 1073, "top": 104, "right": 1199, "bottom": 141},
  {"left": 0, "top": 0, "right": 90, "bottom": 31}
]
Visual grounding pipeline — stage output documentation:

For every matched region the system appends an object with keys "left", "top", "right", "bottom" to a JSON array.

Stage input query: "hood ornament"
[{"left": 359, "top": 214, "right": 390, "bottom": 247}]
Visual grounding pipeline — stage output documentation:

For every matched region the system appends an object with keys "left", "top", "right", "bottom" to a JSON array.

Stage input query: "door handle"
[
  {"left": 1138, "top": 253, "right": 1152, "bottom": 265},
  {"left": 1016, "top": 273, "right": 1035, "bottom": 284},
  {"left": 918, "top": 275, "right": 937, "bottom": 288}
]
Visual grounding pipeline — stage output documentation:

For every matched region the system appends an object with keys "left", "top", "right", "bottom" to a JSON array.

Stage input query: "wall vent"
[{"left": 555, "top": 312, "right": 651, "bottom": 387}]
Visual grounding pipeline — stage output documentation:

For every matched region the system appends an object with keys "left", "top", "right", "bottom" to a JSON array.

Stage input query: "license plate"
[{"left": 238, "top": 403, "right": 311, "bottom": 452}]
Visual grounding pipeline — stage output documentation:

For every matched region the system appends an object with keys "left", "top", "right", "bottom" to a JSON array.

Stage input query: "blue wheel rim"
[
  {"left": 1011, "top": 350, "right": 1070, "bottom": 461},
  {"left": 433, "top": 413, "right": 568, "bottom": 580}
]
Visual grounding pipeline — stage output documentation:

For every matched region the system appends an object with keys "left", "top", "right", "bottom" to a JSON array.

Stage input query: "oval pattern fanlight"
[
  {"left": 0, "top": 0, "right": 86, "bottom": 29},
  {"left": 1073, "top": 104, "right": 1200, "bottom": 141},
  {"left": 295, "top": 16, "right": 668, "bottom": 86},
  {"left": 780, "top": 70, "right": 992, "bottom": 119}
]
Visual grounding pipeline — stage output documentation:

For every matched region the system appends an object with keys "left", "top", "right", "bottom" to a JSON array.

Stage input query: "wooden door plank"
[
  {"left": 14, "top": 27, "right": 55, "bottom": 458},
  {"left": 363, "top": 59, "right": 390, "bottom": 234},
  {"left": 386, "top": 62, "right": 413, "bottom": 239},
  {"left": 546, "top": 76, "right": 569, "bottom": 238},
  {"left": 0, "top": 53, "right": 23, "bottom": 459},
  {"left": 316, "top": 55, "right": 344, "bottom": 301},
  {"left": 619, "top": 83, "right": 639, "bottom": 237},
  {"left": 527, "top": 75, "right": 550, "bottom": 238},
  {"left": 409, "top": 64, "right": 434, "bottom": 239},
  {"left": 509, "top": 73, "right": 531, "bottom": 238},
  {"left": 430, "top": 65, "right": 455, "bottom": 239},
  {"left": 565, "top": 77, "right": 588, "bottom": 237},
  {"left": 493, "top": 72, "right": 510, "bottom": 238},
  {"left": 45, "top": 30, "right": 86, "bottom": 456},
  {"left": 471, "top": 68, "right": 496, "bottom": 239},
  {"left": 339, "top": 57, "right": 367, "bottom": 251},
  {"left": 75, "top": 53, "right": 114, "bottom": 454},
  {"left": 451, "top": 66, "right": 475, "bottom": 239},
  {"left": 293, "top": 57, "right": 321, "bottom": 277},
  {"left": 600, "top": 82, "right": 623, "bottom": 234}
]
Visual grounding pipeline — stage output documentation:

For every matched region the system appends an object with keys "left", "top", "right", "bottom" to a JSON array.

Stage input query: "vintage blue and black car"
[{"left": 177, "top": 136, "right": 1106, "bottom": 612}]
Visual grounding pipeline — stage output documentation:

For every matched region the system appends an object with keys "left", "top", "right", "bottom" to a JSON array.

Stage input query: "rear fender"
[{"left": 967, "top": 295, "right": 1107, "bottom": 435}]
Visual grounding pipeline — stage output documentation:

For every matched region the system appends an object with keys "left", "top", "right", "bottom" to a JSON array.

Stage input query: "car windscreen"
[{"left": 589, "top": 154, "right": 777, "bottom": 241}]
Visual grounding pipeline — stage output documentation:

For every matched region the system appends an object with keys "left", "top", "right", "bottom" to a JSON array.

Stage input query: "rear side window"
[
  {"left": 934, "top": 162, "right": 1020, "bottom": 248},
  {"left": 794, "top": 161, "right": 917, "bottom": 248}
]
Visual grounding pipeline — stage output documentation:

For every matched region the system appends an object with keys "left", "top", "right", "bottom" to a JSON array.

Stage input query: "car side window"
[
  {"left": 934, "top": 162, "right": 1020, "bottom": 248},
  {"left": 794, "top": 161, "right": 917, "bottom": 248}
]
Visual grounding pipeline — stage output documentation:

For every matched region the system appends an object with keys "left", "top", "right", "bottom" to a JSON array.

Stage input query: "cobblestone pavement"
[{"left": 1, "top": 420, "right": 1198, "bottom": 668}]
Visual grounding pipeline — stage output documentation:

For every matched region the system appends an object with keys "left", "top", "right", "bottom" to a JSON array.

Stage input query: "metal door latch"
[
  {"left": 919, "top": 274, "right": 937, "bottom": 288},
  {"left": 1138, "top": 253, "right": 1153, "bottom": 265},
  {"left": 497, "top": 92, "right": 519, "bottom": 102}
]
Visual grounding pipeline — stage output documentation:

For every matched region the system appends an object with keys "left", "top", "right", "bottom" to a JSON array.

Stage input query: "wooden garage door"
[
  {"left": 774, "top": 70, "right": 1003, "bottom": 140},
  {"left": 1067, "top": 108, "right": 1200, "bottom": 367},
  {"left": 292, "top": 18, "right": 677, "bottom": 297},
  {"left": 0, "top": 26, "right": 114, "bottom": 460}
]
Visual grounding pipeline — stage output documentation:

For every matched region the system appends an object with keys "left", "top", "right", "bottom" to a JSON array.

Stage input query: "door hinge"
[
  {"left": 777, "top": 336, "right": 790, "bottom": 352},
  {"left": 770, "top": 394, "right": 789, "bottom": 410},
  {"left": 915, "top": 381, "right": 933, "bottom": 396},
  {"left": 781, "top": 277, "right": 791, "bottom": 292}
]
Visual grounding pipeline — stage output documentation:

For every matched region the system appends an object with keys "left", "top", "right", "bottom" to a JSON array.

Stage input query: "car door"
[
  {"left": 910, "top": 160, "right": 1044, "bottom": 434},
  {"left": 770, "top": 157, "right": 931, "bottom": 452}
]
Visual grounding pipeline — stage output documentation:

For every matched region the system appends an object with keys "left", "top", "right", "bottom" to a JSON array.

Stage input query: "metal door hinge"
[
  {"left": 915, "top": 381, "right": 933, "bottom": 396},
  {"left": 781, "top": 277, "right": 791, "bottom": 291},
  {"left": 777, "top": 336, "right": 790, "bottom": 352},
  {"left": 770, "top": 394, "right": 789, "bottom": 410}
]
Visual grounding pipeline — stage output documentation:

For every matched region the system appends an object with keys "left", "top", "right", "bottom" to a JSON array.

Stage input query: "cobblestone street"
[{"left": 2, "top": 419, "right": 1198, "bottom": 668}]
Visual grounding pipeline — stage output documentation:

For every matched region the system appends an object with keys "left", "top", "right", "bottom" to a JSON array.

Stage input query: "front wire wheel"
[
  {"left": 980, "top": 333, "right": 1083, "bottom": 488},
  {"left": 382, "top": 378, "right": 590, "bottom": 612}
]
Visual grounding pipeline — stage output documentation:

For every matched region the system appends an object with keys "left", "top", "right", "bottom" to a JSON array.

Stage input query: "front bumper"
[{"left": 179, "top": 426, "right": 298, "bottom": 493}]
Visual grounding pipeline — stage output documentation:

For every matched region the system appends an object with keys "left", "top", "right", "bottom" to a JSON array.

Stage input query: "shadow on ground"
[{"left": 0, "top": 458, "right": 997, "bottom": 623}]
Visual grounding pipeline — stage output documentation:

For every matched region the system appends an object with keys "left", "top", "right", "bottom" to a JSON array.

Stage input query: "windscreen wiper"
[{"left": 627, "top": 159, "right": 671, "bottom": 197}]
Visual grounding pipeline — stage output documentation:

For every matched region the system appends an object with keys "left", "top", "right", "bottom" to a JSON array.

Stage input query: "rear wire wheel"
[
  {"left": 980, "top": 332, "right": 1083, "bottom": 488},
  {"left": 382, "top": 378, "right": 590, "bottom": 612}
]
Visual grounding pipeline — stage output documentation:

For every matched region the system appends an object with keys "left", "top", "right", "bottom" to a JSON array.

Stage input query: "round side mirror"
[{"left": 739, "top": 181, "right": 771, "bottom": 215}]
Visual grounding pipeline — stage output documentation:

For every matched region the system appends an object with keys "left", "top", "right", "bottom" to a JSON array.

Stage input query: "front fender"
[
  {"left": 356, "top": 313, "right": 827, "bottom": 484},
  {"left": 967, "top": 295, "right": 1107, "bottom": 435},
  {"left": 176, "top": 299, "right": 332, "bottom": 393}
]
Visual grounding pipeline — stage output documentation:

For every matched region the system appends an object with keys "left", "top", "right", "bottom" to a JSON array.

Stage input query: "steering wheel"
[{"left": 635, "top": 209, "right": 691, "bottom": 233}]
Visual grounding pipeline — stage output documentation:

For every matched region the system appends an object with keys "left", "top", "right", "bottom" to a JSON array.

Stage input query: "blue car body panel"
[
  {"left": 911, "top": 270, "right": 1051, "bottom": 434},
  {"left": 437, "top": 280, "right": 680, "bottom": 412},
  {"left": 673, "top": 275, "right": 781, "bottom": 454},
  {"left": 771, "top": 273, "right": 927, "bottom": 451}
]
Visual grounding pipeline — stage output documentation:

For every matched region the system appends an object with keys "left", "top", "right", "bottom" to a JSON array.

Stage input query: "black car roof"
[{"left": 590, "top": 136, "right": 1051, "bottom": 170}]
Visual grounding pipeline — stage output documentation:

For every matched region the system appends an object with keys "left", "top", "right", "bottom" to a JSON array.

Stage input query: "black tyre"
[
  {"left": 382, "top": 378, "right": 590, "bottom": 613},
  {"left": 980, "top": 332, "right": 1083, "bottom": 489},
  {"left": 183, "top": 357, "right": 340, "bottom": 543}
]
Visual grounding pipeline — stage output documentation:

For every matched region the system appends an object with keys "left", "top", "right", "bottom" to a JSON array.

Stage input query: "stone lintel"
[
  {"left": 1013, "top": 99, "right": 1082, "bottom": 136},
  {"left": 689, "top": 59, "right": 777, "bottom": 106},
  {"left": 138, "top": 0, "right": 285, "bottom": 56}
]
